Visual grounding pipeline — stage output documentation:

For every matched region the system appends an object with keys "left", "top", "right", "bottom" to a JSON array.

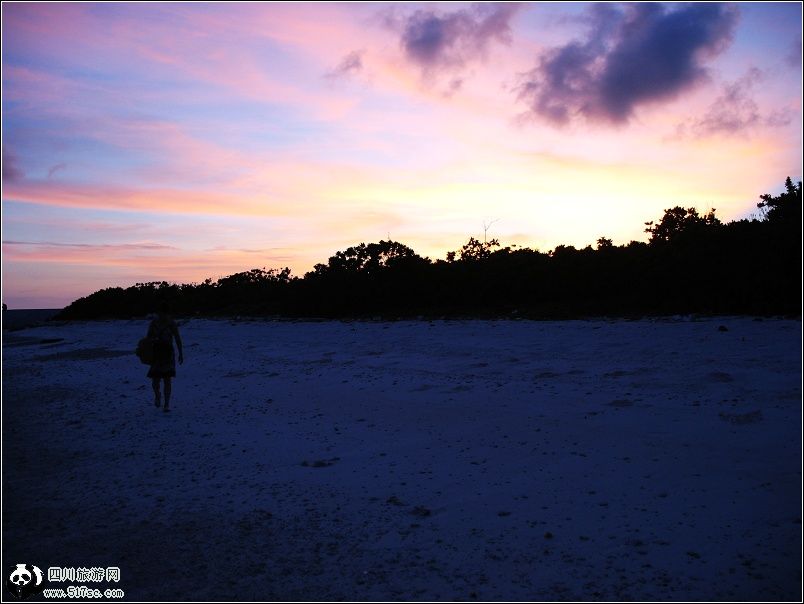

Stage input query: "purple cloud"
[
  {"left": 48, "top": 163, "right": 67, "bottom": 179},
  {"left": 518, "top": 3, "right": 738, "bottom": 125},
  {"left": 325, "top": 50, "right": 364, "bottom": 81},
  {"left": 398, "top": 3, "right": 521, "bottom": 76},
  {"left": 786, "top": 34, "right": 802, "bottom": 68},
  {"left": 678, "top": 68, "right": 793, "bottom": 137}
]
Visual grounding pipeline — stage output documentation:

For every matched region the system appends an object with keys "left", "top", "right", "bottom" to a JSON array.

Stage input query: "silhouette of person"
[{"left": 146, "top": 301, "right": 183, "bottom": 412}]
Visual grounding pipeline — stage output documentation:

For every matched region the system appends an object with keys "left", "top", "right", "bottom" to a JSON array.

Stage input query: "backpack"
[{"left": 136, "top": 336, "right": 155, "bottom": 365}]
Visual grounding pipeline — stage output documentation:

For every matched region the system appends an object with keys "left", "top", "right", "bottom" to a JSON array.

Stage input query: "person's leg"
[
  {"left": 152, "top": 377, "right": 161, "bottom": 407},
  {"left": 163, "top": 377, "right": 172, "bottom": 410}
]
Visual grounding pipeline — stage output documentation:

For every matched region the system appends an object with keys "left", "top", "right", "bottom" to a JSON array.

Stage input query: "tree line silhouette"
[{"left": 55, "top": 178, "right": 801, "bottom": 320}]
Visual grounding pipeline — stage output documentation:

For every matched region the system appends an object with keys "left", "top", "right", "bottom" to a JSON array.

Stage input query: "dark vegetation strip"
[{"left": 54, "top": 178, "right": 801, "bottom": 321}]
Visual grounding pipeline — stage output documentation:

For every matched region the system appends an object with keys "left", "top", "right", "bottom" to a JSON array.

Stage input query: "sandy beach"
[{"left": 2, "top": 317, "right": 801, "bottom": 601}]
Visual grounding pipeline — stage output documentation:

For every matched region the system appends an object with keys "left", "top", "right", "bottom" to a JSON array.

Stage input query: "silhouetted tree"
[
  {"left": 452, "top": 237, "right": 499, "bottom": 261},
  {"left": 644, "top": 206, "right": 721, "bottom": 244},
  {"left": 550, "top": 244, "right": 578, "bottom": 257},
  {"left": 757, "top": 176, "right": 802, "bottom": 226},
  {"left": 216, "top": 267, "right": 291, "bottom": 287},
  {"left": 310, "top": 240, "right": 422, "bottom": 276},
  {"left": 597, "top": 237, "right": 614, "bottom": 250}
]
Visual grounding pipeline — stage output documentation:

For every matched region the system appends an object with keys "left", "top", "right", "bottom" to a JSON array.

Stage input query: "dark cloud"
[
  {"left": 2, "top": 146, "right": 24, "bottom": 182},
  {"left": 325, "top": 50, "right": 364, "bottom": 81},
  {"left": 398, "top": 3, "right": 521, "bottom": 76},
  {"left": 679, "top": 68, "right": 793, "bottom": 137},
  {"left": 518, "top": 3, "right": 738, "bottom": 125}
]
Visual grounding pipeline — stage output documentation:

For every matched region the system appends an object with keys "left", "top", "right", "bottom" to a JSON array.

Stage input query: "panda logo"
[{"left": 5, "top": 564, "right": 43, "bottom": 600}]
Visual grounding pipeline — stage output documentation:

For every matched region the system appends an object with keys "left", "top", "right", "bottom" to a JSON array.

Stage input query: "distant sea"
[{"left": 2, "top": 309, "right": 62, "bottom": 330}]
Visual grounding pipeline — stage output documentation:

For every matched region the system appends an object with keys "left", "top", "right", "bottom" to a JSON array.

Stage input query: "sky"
[{"left": 2, "top": 2, "right": 802, "bottom": 309}]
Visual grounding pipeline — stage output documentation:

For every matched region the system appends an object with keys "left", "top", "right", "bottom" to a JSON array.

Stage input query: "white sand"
[{"left": 2, "top": 317, "right": 801, "bottom": 601}]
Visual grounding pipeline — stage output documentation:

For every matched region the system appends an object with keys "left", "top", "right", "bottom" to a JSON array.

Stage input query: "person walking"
[{"left": 146, "top": 301, "right": 184, "bottom": 412}]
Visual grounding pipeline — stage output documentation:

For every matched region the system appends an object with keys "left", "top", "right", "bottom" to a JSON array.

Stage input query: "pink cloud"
[
  {"left": 2, "top": 180, "right": 265, "bottom": 215},
  {"left": 2, "top": 239, "right": 255, "bottom": 270},
  {"left": 2, "top": 241, "right": 178, "bottom": 267},
  {"left": 1, "top": 239, "right": 304, "bottom": 292}
]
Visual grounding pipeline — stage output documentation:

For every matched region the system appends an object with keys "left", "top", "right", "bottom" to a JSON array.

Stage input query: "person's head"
[{"left": 157, "top": 300, "right": 171, "bottom": 318}]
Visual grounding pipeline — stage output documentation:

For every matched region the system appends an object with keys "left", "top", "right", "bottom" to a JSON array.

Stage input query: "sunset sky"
[{"left": 2, "top": 2, "right": 802, "bottom": 309}]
